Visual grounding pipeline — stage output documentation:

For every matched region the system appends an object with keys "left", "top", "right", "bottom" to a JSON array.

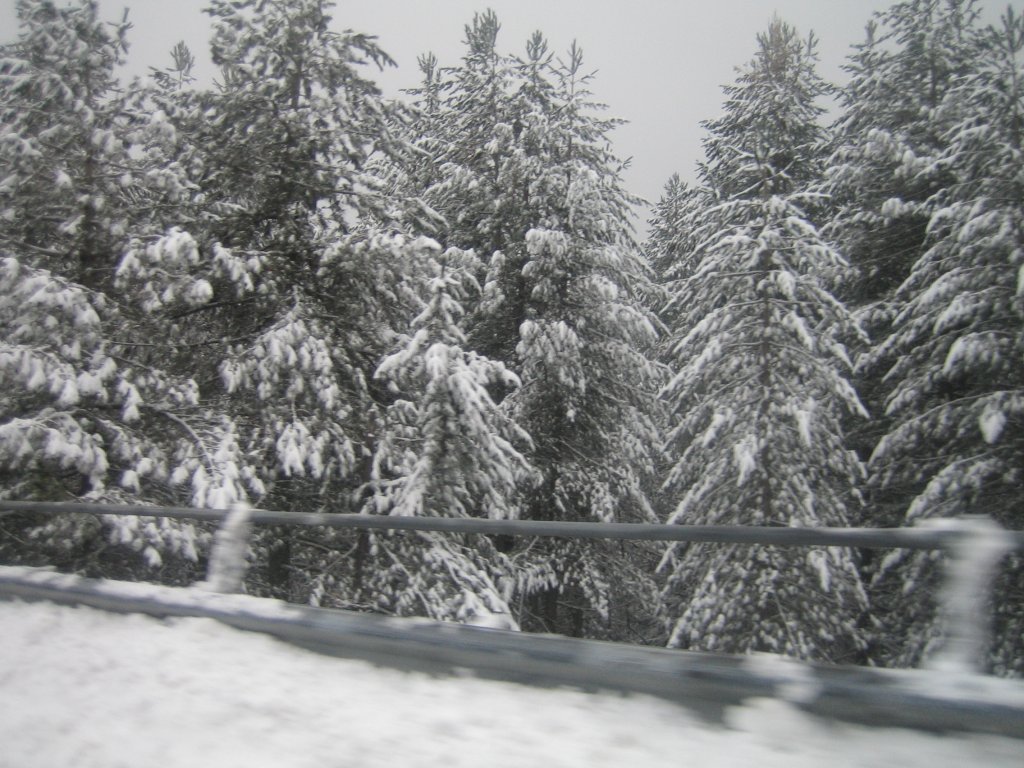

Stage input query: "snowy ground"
[{"left": 0, "top": 598, "right": 1021, "bottom": 768}]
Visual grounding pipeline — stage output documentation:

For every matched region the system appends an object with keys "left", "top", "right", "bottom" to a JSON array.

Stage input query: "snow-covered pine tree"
[
  {"left": 153, "top": 0, "right": 442, "bottom": 601},
  {"left": 413, "top": 11, "right": 534, "bottom": 365},
  {"left": 357, "top": 243, "right": 537, "bottom": 622},
  {"left": 646, "top": 175, "right": 701, "bottom": 285},
  {"left": 507, "top": 42, "right": 663, "bottom": 638},
  {"left": 656, "top": 20, "right": 869, "bottom": 661},
  {"left": 866, "top": 8, "right": 1024, "bottom": 675},
  {"left": 408, "top": 19, "right": 663, "bottom": 638},
  {"left": 826, "top": 0, "right": 980, "bottom": 319},
  {"left": 0, "top": 0, "right": 247, "bottom": 575},
  {"left": 371, "top": 244, "right": 535, "bottom": 522},
  {"left": 823, "top": 2, "right": 982, "bottom": 549}
]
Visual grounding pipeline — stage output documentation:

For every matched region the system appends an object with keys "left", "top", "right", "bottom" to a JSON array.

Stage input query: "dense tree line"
[{"left": 0, "top": 0, "right": 1020, "bottom": 674}]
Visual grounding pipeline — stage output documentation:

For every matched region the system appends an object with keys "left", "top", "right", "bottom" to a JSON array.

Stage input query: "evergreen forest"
[{"left": 1, "top": 0, "right": 1022, "bottom": 676}]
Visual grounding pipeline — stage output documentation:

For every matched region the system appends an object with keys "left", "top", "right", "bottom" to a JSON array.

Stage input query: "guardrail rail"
[{"left": 1, "top": 499, "right": 1022, "bottom": 738}]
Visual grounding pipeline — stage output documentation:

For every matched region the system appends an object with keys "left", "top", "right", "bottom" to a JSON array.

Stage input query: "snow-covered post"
[
  {"left": 926, "top": 516, "right": 1013, "bottom": 674},
  {"left": 202, "top": 502, "right": 253, "bottom": 594}
]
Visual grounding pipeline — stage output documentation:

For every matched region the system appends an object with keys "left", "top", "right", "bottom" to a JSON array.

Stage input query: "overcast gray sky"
[{"left": 0, "top": 0, "right": 1013, "bottom": 225}]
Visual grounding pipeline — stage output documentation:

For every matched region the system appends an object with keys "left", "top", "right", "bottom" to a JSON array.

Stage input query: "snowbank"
[{"left": 0, "top": 598, "right": 1019, "bottom": 768}]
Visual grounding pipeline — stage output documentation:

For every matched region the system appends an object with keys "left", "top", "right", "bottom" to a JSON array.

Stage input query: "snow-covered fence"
[{"left": 2, "top": 500, "right": 1022, "bottom": 674}]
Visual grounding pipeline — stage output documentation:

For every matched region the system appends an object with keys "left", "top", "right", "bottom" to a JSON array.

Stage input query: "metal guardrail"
[
  {"left": 3, "top": 499, "right": 1023, "bottom": 550},
  {"left": 1, "top": 498, "right": 1022, "bottom": 713},
  {"left": 2, "top": 564, "right": 1022, "bottom": 739}
]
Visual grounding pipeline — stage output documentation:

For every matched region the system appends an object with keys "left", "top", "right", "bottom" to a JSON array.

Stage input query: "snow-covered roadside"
[{"left": 0, "top": 598, "right": 1020, "bottom": 768}]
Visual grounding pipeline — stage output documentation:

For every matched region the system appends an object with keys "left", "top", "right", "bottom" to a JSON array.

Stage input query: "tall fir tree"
[
  {"left": 0, "top": 0, "right": 246, "bottom": 577},
  {"left": 826, "top": 0, "right": 980, "bottom": 317},
  {"left": 646, "top": 175, "right": 701, "bottom": 287},
  {"left": 198, "top": 0, "right": 417, "bottom": 501},
  {"left": 509, "top": 43, "right": 663, "bottom": 638},
  {"left": 865, "top": 8, "right": 1024, "bottom": 675},
  {"left": 357, "top": 243, "right": 537, "bottom": 622},
  {"left": 406, "top": 17, "right": 663, "bottom": 638},
  {"left": 655, "top": 20, "right": 869, "bottom": 661},
  {"left": 823, "top": 1, "right": 982, "bottom": 541}
]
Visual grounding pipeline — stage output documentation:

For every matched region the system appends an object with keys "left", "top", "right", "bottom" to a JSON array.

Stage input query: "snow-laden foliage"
[
  {"left": 825, "top": 0, "right": 980, "bottom": 317},
  {"left": 0, "top": 257, "right": 228, "bottom": 508},
  {"left": 175, "top": 0, "right": 435, "bottom": 516},
  {"left": 370, "top": 244, "right": 536, "bottom": 522},
  {"left": 0, "top": 0, "right": 131, "bottom": 288},
  {"left": 659, "top": 195, "right": 870, "bottom": 661},
  {"left": 700, "top": 20, "right": 830, "bottom": 200},
  {"left": 646, "top": 175, "right": 702, "bottom": 285},
  {"left": 511, "top": 47, "right": 662, "bottom": 640},
  {"left": 656, "top": 20, "right": 869, "bottom": 661},
  {"left": 866, "top": 8, "right": 1024, "bottom": 675},
  {"left": 350, "top": 244, "right": 538, "bottom": 622},
  {"left": 352, "top": 527, "right": 521, "bottom": 623},
  {"left": 202, "top": 0, "right": 407, "bottom": 230},
  {"left": 407, "top": 18, "right": 663, "bottom": 637},
  {"left": 0, "top": 1, "right": 251, "bottom": 573}
]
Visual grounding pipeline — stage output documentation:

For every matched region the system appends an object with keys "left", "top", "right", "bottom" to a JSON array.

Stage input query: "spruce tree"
[
  {"left": 656, "top": 20, "right": 869, "bottom": 661},
  {"left": 508, "top": 43, "right": 662, "bottom": 637},
  {"left": 187, "top": 0, "right": 423, "bottom": 503},
  {"left": 0, "top": 1, "right": 245, "bottom": 575},
  {"left": 824, "top": 2, "right": 982, "bottom": 541},
  {"left": 646, "top": 175, "right": 700, "bottom": 286},
  {"left": 409, "top": 18, "right": 663, "bottom": 638},
  {"left": 826, "top": 0, "right": 979, "bottom": 317},
  {"left": 358, "top": 243, "right": 537, "bottom": 622},
  {"left": 866, "top": 8, "right": 1024, "bottom": 674}
]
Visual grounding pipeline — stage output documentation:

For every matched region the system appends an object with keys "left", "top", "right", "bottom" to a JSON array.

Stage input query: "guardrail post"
[
  {"left": 926, "top": 515, "right": 1013, "bottom": 674},
  {"left": 202, "top": 502, "right": 252, "bottom": 594}
]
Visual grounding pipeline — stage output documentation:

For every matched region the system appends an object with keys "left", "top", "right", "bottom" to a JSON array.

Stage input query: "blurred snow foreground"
[
  {"left": 201, "top": 502, "right": 253, "bottom": 594},
  {"left": 1, "top": 598, "right": 1021, "bottom": 768},
  {"left": 925, "top": 516, "right": 1014, "bottom": 673}
]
